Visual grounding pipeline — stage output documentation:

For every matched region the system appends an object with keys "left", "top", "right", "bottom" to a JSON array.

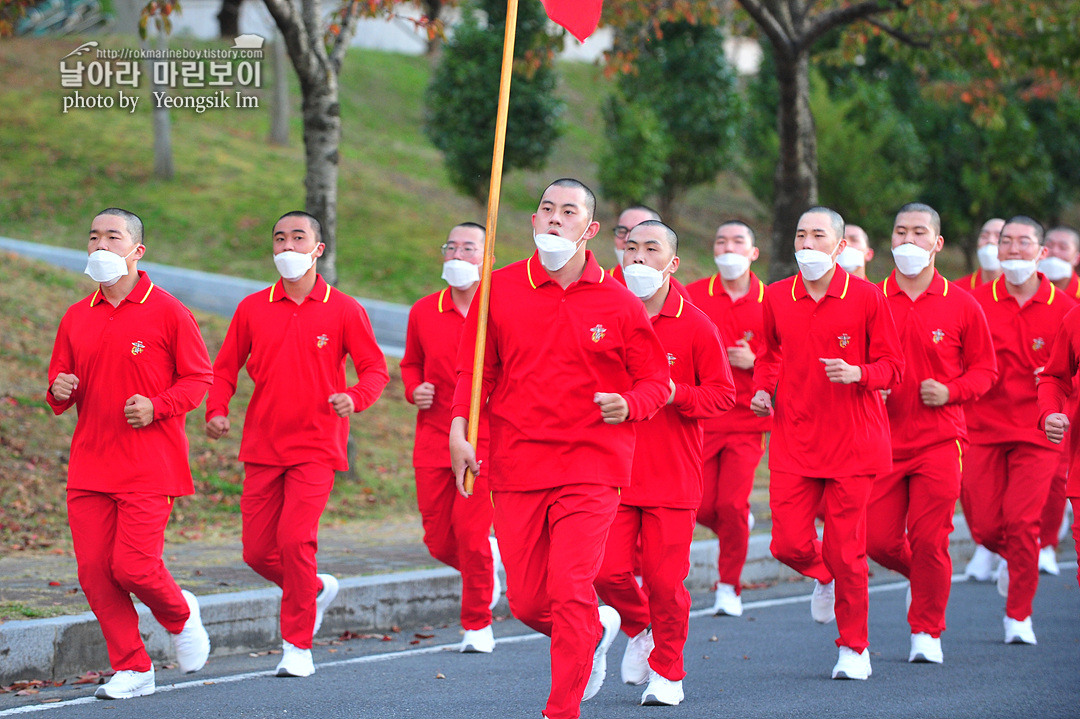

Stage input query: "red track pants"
[
  {"left": 866, "top": 441, "right": 962, "bottom": 637},
  {"left": 242, "top": 462, "right": 334, "bottom": 649},
  {"left": 492, "top": 484, "right": 619, "bottom": 719},
  {"left": 67, "top": 489, "right": 189, "bottom": 672},
  {"left": 769, "top": 472, "right": 874, "bottom": 652},
  {"left": 595, "top": 505, "right": 695, "bottom": 681},
  {"left": 414, "top": 466, "right": 494, "bottom": 630},
  {"left": 961, "top": 443, "right": 1057, "bottom": 620},
  {"left": 1039, "top": 450, "right": 1069, "bottom": 549},
  {"left": 697, "top": 433, "right": 765, "bottom": 594}
]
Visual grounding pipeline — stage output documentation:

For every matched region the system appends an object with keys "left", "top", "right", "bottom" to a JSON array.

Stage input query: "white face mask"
[
  {"left": 534, "top": 224, "right": 589, "bottom": 272},
  {"left": 84, "top": 245, "right": 139, "bottom": 286},
  {"left": 274, "top": 245, "right": 320, "bottom": 281},
  {"left": 714, "top": 252, "right": 751, "bottom": 281},
  {"left": 623, "top": 258, "right": 674, "bottom": 299},
  {"left": 891, "top": 243, "right": 932, "bottom": 277},
  {"left": 977, "top": 243, "right": 1001, "bottom": 271},
  {"left": 795, "top": 246, "right": 838, "bottom": 282},
  {"left": 441, "top": 259, "right": 480, "bottom": 289},
  {"left": 614, "top": 247, "right": 624, "bottom": 267},
  {"left": 836, "top": 246, "right": 866, "bottom": 273},
  {"left": 1000, "top": 258, "right": 1038, "bottom": 285},
  {"left": 1038, "top": 256, "right": 1073, "bottom": 282}
]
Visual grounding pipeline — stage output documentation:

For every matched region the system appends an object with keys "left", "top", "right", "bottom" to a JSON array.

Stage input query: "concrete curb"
[{"left": 0, "top": 519, "right": 977, "bottom": 685}]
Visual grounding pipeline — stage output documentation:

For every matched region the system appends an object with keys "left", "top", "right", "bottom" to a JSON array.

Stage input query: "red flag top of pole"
[{"left": 463, "top": 0, "right": 603, "bottom": 494}]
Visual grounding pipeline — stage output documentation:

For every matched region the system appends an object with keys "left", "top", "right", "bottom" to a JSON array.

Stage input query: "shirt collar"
[
  {"left": 526, "top": 250, "right": 606, "bottom": 289},
  {"left": 882, "top": 269, "right": 949, "bottom": 299},
  {"left": 436, "top": 287, "right": 461, "bottom": 314},
  {"left": 268, "top": 274, "right": 331, "bottom": 303},
  {"left": 991, "top": 272, "right": 1058, "bottom": 305},
  {"left": 709, "top": 270, "right": 764, "bottom": 303},
  {"left": 89, "top": 270, "right": 154, "bottom": 307},
  {"left": 791, "top": 265, "right": 850, "bottom": 301},
  {"left": 656, "top": 283, "right": 685, "bottom": 319}
]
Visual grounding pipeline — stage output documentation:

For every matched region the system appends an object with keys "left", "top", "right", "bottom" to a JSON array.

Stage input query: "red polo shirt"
[
  {"left": 686, "top": 272, "right": 772, "bottom": 450},
  {"left": 452, "top": 251, "right": 670, "bottom": 492},
  {"left": 206, "top": 275, "right": 390, "bottom": 471},
  {"left": 401, "top": 287, "right": 488, "bottom": 468},
  {"left": 622, "top": 287, "right": 736, "bottom": 508},
  {"left": 1060, "top": 272, "right": 1080, "bottom": 300},
  {"left": 957, "top": 270, "right": 992, "bottom": 292},
  {"left": 1037, "top": 305, "right": 1080, "bottom": 497},
  {"left": 753, "top": 267, "right": 904, "bottom": 477},
  {"left": 969, "top": 274, "right": 1076, "bottom": 447},
  {"left": 878, "top": 270, "right": 997, "bottom": 456},
  {"left": 47, "top": 271, "right": 213, "bottom": 496}
]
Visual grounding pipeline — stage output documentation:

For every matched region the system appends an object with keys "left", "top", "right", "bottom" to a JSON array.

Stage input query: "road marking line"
[{"left": 0, "top": 577, "right": 931, "bottom": 715}]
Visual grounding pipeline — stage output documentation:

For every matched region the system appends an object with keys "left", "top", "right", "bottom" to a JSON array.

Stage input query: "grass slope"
[{"left": 1, "top": 36, "right": 763, "bottom": 304}]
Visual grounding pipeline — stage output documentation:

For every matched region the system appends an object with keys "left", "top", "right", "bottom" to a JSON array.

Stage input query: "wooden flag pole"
[{"left": 464, "top": 0, "right": 520, "bottom": 495}]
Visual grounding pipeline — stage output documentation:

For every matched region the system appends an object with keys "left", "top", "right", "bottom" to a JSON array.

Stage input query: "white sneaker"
[
  {"left": 460, "top": 624, "right": 495, "bottom": 653},
  {"left": 996, "top": 560, "right": 1009, "bottom": 599},
  {"left": 1003, "top": 616, "right": 1037, "bottom": 645},
  {"left": 312, "top": 573, "right": 339, "bottom": 638},
  {"left": 1038, "top": 546, "right": 1060, "bottom": 576},
  {"left": 620, "top": 628, "right": 654, "bottom": 685},
  {"left": 909, "top": 633, "right": 943, "bottom": 664},
  {"left": 94, "top": 667, "right": 156, "bottom": 699},
  {"left": 640, "top": 670, "right": 684, "bottom": 706},
  {"left": 488, "top": 535, "right": 502, "bottom": 611},
  {"left": 831, "top": 646, "right": 872, "bottom": 680},
  {"left": 582, "top": 605, "right": 620, "bottom": 701},
  {"left": 275, "top": 640, "right": 315, "bottom": 677},
  {"left": 964, "top": 545, "right": 996, "bottom": 582},
  {"left": 747, "top": 509, "right": 756, "bottom": 532},
  {"left": 172, "top": 589, "right": 210, "bottom": 673},
  {"left": 811, "top": 580, "right": 835, "bottom": 624},
  {"left": 712, "top": 583, "right": 743, "bottom": 617}
]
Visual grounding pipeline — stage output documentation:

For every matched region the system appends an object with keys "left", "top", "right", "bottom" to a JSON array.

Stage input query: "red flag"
[{"left": 541, "top": 0, "right": 602, "bottom": 43}]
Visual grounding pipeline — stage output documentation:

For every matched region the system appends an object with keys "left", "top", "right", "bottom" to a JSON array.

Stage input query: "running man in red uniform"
[
  {"left": 963, "top": 215, "right": 1076, "bottom": 645},
  {"left": 608, "top": 205, "right": 661, "bottom": 283},
  {"left": 1035, "top": 226, "right": 1080, "bottom": 576},
  {"left": 751, "top": 206, "right": 904, "bottom": 681},
  {"left": 594, "top": 220, "right": 735, "bottom": 707},
  {"left": 1037, "top": 304, "right": 1080, "bottom": 590},
  {"left": 450, "top": 179, "right": 670, "bottom": 719},
  {"left": 206, "top": 211, "right": 389, "bottom": 676},
  {"left": 868, "top": 203, "right": 997, "bottom": 665},
  {"left": 686, "top": 220, "right": 771, "bottom": 618},
  {"left": 401, "top": 222, "right": 499, "bottom": 653},
  {"left": 48, "top": 208, "right": 213, "bottom": 699},
  {"left": 957, "top": 218, "right": 1006, "bottom": 293}
]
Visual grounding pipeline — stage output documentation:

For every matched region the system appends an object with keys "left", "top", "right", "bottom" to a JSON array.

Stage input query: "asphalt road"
[{"left": 3, "top": 570, "right": 1077, "bottom": 718}]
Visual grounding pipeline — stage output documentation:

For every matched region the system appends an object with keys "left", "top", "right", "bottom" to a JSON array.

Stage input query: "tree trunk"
[
  {"left": 217, "top": 0, "right": 242, "bottom": 39},
  {"left": 301, "top": 80, "right": 341, "bottom": 286},
  {"left": 421, "top": 0, "right": 442, "bottom": 58},
  {"left": 143, "top": 35, "right": 174, "bottom": 181},
  {"left": 268, "top": 35, "right": 289, "bottom": 146},
  {"left": 768, "top": 48, "right": 816, "bottom": 282}
]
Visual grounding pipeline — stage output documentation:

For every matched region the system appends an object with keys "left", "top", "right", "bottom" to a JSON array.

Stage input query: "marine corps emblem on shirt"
[
  {"left": 666, "top": 352, "right": 677, "bottom": 367},
  {"left": 316, "top": 334, "right": 329, "bottom": 349},
  {"left": 1032, "top": 337, "right": 1045, "bottom": 351},
  {"left": 838, "top": 333, "right": 851, "bottom": 349},
  {"left": 932, "top": 329, "right": 945, "bottom": 344},
  {"left": 131, "top": 340, "right": 145, "bottom": 356},
  {"left": 590, "top": 324, "right": 607, "bottom": 343},
  {"left": 743, "top": 330, "right": 755, "bottom": 343}
]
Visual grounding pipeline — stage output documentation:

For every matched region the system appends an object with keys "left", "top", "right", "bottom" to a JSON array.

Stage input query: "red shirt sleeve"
[
  {"left": 149, "top": 307, "right": 214, "bottom": 421},
  {"left": 401, "top": 303, "right": 425, "bottom": 405},
  {"left": 452, "top": 289, "right": 500, "bottom": 421},
  {"left": 342, "top": 302, "right": 390, "bottom": 413},
  {"left": 856, "top": 290, "right": 904, "bottom": 391},
  {"left": 752, "top": 289, "right": 782, "bottom": 399},
  {"left": 620, "top": 302, "right": 671, "bottom": 422},
  {"left": 944, "top": 299, "right": 998, "bottom": 404},
  {"left": 46, "top": 312, "right": 78, "bottom": 415},
  {"left": 671, "top": 315, "right": 736, "bottom": 418},
  {"left": 1038, "top": 310, "right": 1080, "bottom": 428},
  {"left": 206, "top": 304, "right": 251, "bottom": 421}
]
